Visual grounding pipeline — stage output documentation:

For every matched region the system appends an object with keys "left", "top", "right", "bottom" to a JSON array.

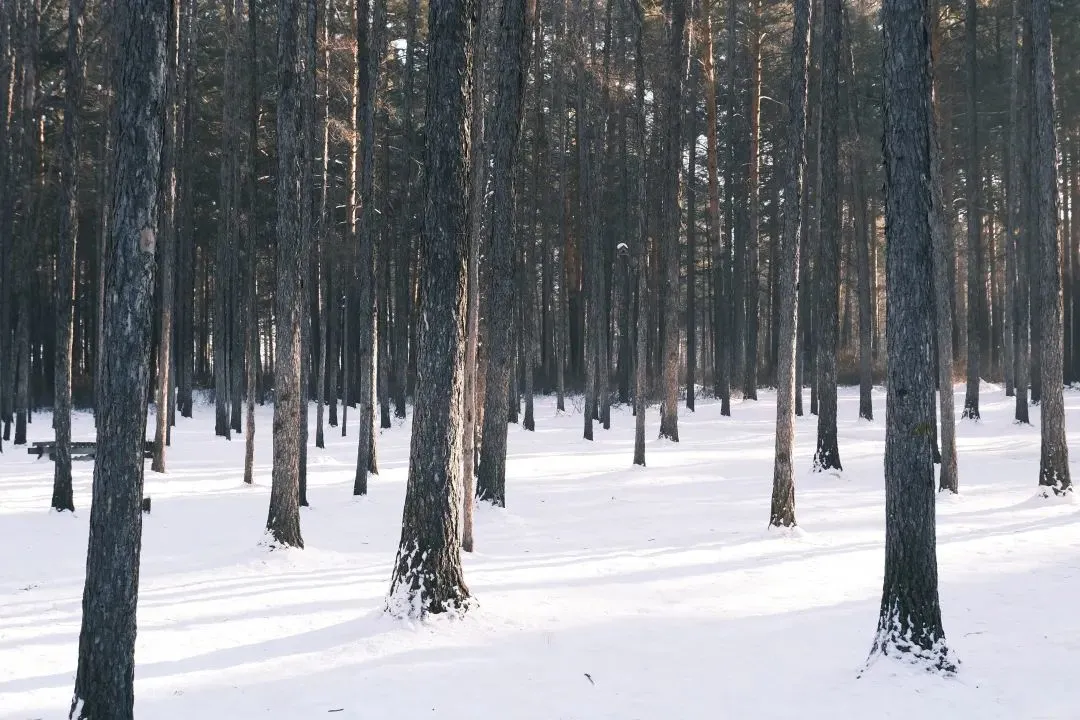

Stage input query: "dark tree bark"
[
  {"left": 812, "top": 0, "right": 842, "bottom": 473},
  {"left": 628, "top": 0, "right": 647, "bottom": 467},
  {"left": 868, "top": 0, "right": 953, "bottom": 674},
  {"left": 153, "top": 0, "right": 181, "bottom": 474},
  {"left": 743, "top": 0, "right": 762, "bottom": 401},
  {"left": 770, "top": 0, "right": 811, "bottom": 530},
  {"left": 659, "top": 0, "right": 687, "bottom": 442},
  {"left": 1012, "top": 0, "right": 1030, "bottom": 425},
  {"left": 70, "top": 1, "right": 167, "bottom": 715},
  {"left": 843, "top": 10, "right": 872, "bottom": 422},
  {"left": 461, "top": 0, "right": 486, "bottom": 553},
  {"left": 685, "top": 57, "right": 697, "bottom": 413},
  {"left": 1031, "top": 0, "right": 1070, "bottom": 495},
  {"left": 266, "top": 0, "right": 305, "bottom": 549},
  {"left": 476, "top": 0, "right": 532, "bottom": 506},
  {"left": 961, "top": 0, "right": 982, "bottom": 421},
  {"left": 700, "top": 0, "right": 724, "bottom": 410},
  {"left": 387, "top": 0, "right": 473, "bottom": 617},
  {"left": 243, "top": 0, "right": 258, "bottom": 485},
  {"left": 52, "top": 0, "right": 84, "bottom": 511},
  {"left": 315, "top": 0, "right": 330, "bottom": 450},
  {"left": 353, "top": 0, "right": 380, "bottom": 494}
]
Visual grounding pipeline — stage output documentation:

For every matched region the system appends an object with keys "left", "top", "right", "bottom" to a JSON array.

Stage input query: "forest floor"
[{"left": 1, "top": 386, "right": 1079, "bottom": 719}]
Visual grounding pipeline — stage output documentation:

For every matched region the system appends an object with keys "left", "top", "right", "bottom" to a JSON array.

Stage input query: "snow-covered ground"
[{"left": 1, "top": 386, "right": 1079, "bottom": 719}]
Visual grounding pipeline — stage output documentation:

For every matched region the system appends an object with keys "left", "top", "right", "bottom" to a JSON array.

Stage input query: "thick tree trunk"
[
  {"left": 387, "top": 0, "right": 473, "bottom": 617},
  {"left": 267, "top": 0, "right": 305, "bottom": 549},
  {"left": 52, "top": 0, "right": 84, "bottom": 510},
  {"left": 812, "top": 0, "right": 842, "bottom": 473},
  {"left": 70, "top": 2, "right": 167, "bottom": 715},
  {"left": 1031, "top": 0, "right": 1070, "bottom": 495},
  {"left": 869, "top": 0, "right": 953, "bottom": 672},
  {"left": 659, "top": 0, "right": 687, "bottom": 442},
  {"left": 769, "top": 0, "right": 811, "bottom": 529},
  {"left": 353, "top": 0, "right": 380, "bottom": 493},
  {"left": 477, "top": 0, "right": 532, "bottom": 505}
]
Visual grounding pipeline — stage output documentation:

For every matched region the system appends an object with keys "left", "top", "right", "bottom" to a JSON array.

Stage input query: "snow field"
[{"left": 1, "top": 386, "right": 1078, "bottom": 719}]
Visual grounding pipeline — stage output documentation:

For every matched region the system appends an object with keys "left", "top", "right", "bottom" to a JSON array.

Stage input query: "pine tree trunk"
[
  {"left": 267, "top": 0, "right": 305, "bottom": 549},
  {"left": 52, "top": 0, "right": 84, "bottom": 510},
  {"left": 1031, "top": 0, "right": 1070, "bottom": 495},
  {"left": 812, "top": 0, "right": 842, "bottom": 473},
  {"left": 477, "top": 0, "right": 532, "bottom": 505},
  {"left": 743, "top": 0, "right": 762, "bottom": 401},
  {"left": 630, "top": 0, "right": 647, "bottom": 466},
  {"left": 387, "top": 0, "right": 473, "bottom": 617},
  {"left": 659, "top": 0, "right": 687, "bottom": 442},
  {"left": 769, "top": 0, "right": 811, "bottom": 529},
  {"left": 870, "top": 0, "right": 953, "bottom": 672},
  {"left": 70, "top": 2, "right": 167, "bottom": 715},
  {"left": 961, "top": 0, "right": 982, "bottom": 420}
]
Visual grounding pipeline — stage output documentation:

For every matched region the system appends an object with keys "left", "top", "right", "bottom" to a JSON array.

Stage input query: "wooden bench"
[{"left": 28, "top": 440, "right": 155, "bottom": 461}]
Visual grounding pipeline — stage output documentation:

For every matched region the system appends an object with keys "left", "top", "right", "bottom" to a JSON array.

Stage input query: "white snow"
[{"left": 1, "top": 386, "right": 1079, "bottom": 719}]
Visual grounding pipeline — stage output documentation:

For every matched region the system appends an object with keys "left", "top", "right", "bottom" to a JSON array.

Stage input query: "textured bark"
[
  {"left": 52, "top": 0, "right": 84, "bottom": 510},
  {"left": 352, "top": 0, "right": 380, "bottom": 493},
  {"left": 153, "top": 0, "right": 181, "bottom": 474},
  {"left": 476, "top": 0, "right": 532, "bottom": 506},
  {"left": 769, "top": 0, "right": 811, "bottom": 529},
  {"left": 628, "top": 0, "right": 647, "bottom": 467},
  {"left": 461, "top": 0, "right": 485, "bottom": 552},
  {"left": 700, "top": 0, "right": 723, "bottom": 408},
  {"left": 1012, "top": 3, "right": 1030, "bottom": 424},
  {"left": 1031, "top": 0, "right": 1070, "bottom": 495},
  {"left": 70, "top": 1, "right": 167, "bottom": 715},
  {"left": 931, "top": 67, "right": 958, "bottom": 494},
  {"left": 743, "top": 0, "right": 762, "bottom": 401},
  {"left": 267, "top": 0, "right": 305, "bottom": 549},
  {"left": 523, "top": 0, "right": 542, "bottom": 433},
  {"left": 243, "top": 0, "right": 258, "bottom": 485},
  {"left": 394, "top": 0, "right": 420, "bottom": 419},
  {"left": 843, "top": 12, "right": 872, "bottom": 422},
  {"left": 685, "top": 55, "right": 697, "bottom": 413},
  {"left": 812, "top": 0, "right": 842, "bottom": 473},
  {"left": 961, "top": 0, "right": 982, "bottom": 420},
  {"left": 387, "top": 0, "right": 473, "bottom": 617},
  {"left": 869, "top": 0, "right": 953, "bottom": 672},
  {"left": 659, "top": 0, "right": 687, "bottom": 442}
]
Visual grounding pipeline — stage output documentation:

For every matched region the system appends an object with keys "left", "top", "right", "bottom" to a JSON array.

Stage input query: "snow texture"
[{"left": 1, "top": 386, "right": 1078, "bottom": 718}]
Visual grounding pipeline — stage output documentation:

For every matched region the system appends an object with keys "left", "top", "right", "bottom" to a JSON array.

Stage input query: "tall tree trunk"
[
  {"left": 353, "top": 0, "right": 380, "bottom": 493},
  {"left": 70, "top": 1, "right": 167, "bottom": 714},
  {"left": 461, "top": 0, "right": 486, "bottom": 552},
  {"left": 1031, "top": 0, "right": 1070, "bottom": 495},
  {"left": 685, "top": 51, "right": 697, "bottom": 413},
  {"left": 659, "top": 0, "right": 687, "bottom": 442},
  {"left": 930, "top": 7, "right": 957, "bottom": 493},
  {"left": 743, "top": 0, "right": 761, "bottom": 401},
  {"left": 1012, "top": 0, "right": 1030, "bottom": 424},
  {"left": 812, "top": 0, "right": 841, "bottom": 473},
  {"left": 244, "top": 0, "right": 259, "bottom": 484},
  {"left": 769, "top": 0, "right": 811, "bottom": 529},
  {"left": 153, "top": 0, "right": 180, "bottom": 472},
  {"left": 700, "top": 0, "right": 723, "bottom": 408},
  {"left": 267, "top": 0, "right": 305, "bottom": 549},
  {"left": 630, "top": 0, "right": 647, "bottom": 466},
  {"left": 961, "top": 0, "right": 982, "bottom": 420},
  {"left": 52, "top": 0, "right": 84, "bottom": 510},
  {"left": 387, "top": 0, "right": 473, "bottom": 617},
  {"left": 869, "top": 0, "right": 953, "bottom": 673},
  {"left": 477, "top": 0, "right": 532, "bottom": 505},
  {"left": 315, "top": 0, "right": 330, "bottom": 449}
]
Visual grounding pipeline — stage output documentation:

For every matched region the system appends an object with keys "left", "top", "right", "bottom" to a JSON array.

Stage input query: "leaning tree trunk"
[
  {"left": 769, "top": 0, "right": 811, "bottom": 530},
  {"left": 70, "top": 1, "right": 167, "bottom": 715},
  {"left": 812, "top": 0, "right": 842, "bottom": 473},
  {"left": 961, "top": 0, "right": 982, "bottom": 421},
  {"left": 868, "top": 0, "right": 953, "bottom": 673},
  {"left": 1031, "top": 0, "right": 1070, "bottom": 496},
  {"left": 387, "top": 0, "right": 473, "bottom": 617},
  {"left": 266, "top": 0, "right": 305, "bottom": 549},
  {"left": 476, "top": 0, "right": 532, "bottom": 507},
  {"left": 52, "top": 0, "right": 84, "bottom": 511}
]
